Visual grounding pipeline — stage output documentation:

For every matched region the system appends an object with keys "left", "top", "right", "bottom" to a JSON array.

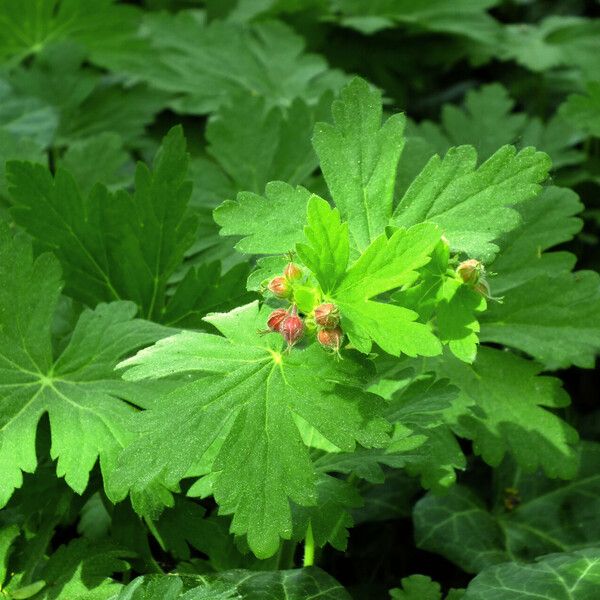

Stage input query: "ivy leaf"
[
  {"left": 330, "top": 222, "right": 443, "bottom": 356},
  {"left": 102, "top": 12, "right": 345, "bottom": 114},
  {"left": 560, "top": 81, "right": 600, "bottom": 138},
  {"left": 431, "top": 347, "right": 578, "bottom": 478},
  {"left": 296, "top": 195, "right": 349, "bottom": 294},
  {"left": 392, "top": 145, "right": 551, "bottom": 262},
  {"left": 114, "top": 302, "right": 389, "bottom": 558},
  {"left": 313, "top": 77, "right": 406, "bottom": 252},
  {"left": 8, "top": 126, "right": 198, "bottom": 321},
  {"left": 414, "top": 442, "right": 600, "bottom": 574},
  {"left": 463, "top": 548, "right": 600, "bottom": 599},
  {"left": 0, "top": 224, "right": 168, "bottom": 508}
]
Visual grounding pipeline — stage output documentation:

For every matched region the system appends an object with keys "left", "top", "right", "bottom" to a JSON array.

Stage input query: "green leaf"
[
  {"left": 480, "top": 270, "right": 600, "bottom": 369},
  {"left": 114, "top": 302, "right": 389, "bottom": 558},
  {"left": 331, "top": 223, "right": 442, "bottom": 356},
  {"left": 0, "top": 224, "right": 168, "bottom": 507},
  {"left": 0, "top": 0, "right": 143, "bottom": 69},
  {"left": 214, "top": 182, "right": 311, "bottom": 255},
  {"left": 390, "top": 574, "right": 442, "bottom": 600},
  {"left": 9, "top": 126, "right": 197, "bottom": 320},
  {"left": 35, "top": 539, "right": 129, "bottom": 600},
  {"left": 100, "top": 12, "right": 345, "bottom": 114},
  {"left": 292, "top": 474, "right": 362, "bottom": 551},
  {"left": 296, "top": 195, "right": 349, "bottom": 294},
  {"left": 431, "top": 347, "right": 578, "bottom": 478},
  {"left": 207, "top": 93, "right": 327, "bottom": 194},
  {"left": 392, "top": 145, "right": 551, "bottom": 262},
  {"left": 489, "top": 187, "right": 583, "bottom": 294},
  {"left": 113, "top": 575, "right": 237, "bottom": 600},
  {"left": 560, "top": 81, "right": 600, "bottom": 138},
  {"left": 463, "top": 548, "right": 600, "bottom": 599},
  {"left": 414, "top": 442, "right": 600, "bottom": 573},
  {"left": 313, "top": 77, "right": 406, "bottom": 252},
  {"left": 0, "top": 524, "right": 19, "bottom": 586}
]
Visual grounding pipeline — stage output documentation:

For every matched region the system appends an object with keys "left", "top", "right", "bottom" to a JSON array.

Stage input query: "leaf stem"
[{"left": 303, "top": 523, "right": 315, "bottom": 568}]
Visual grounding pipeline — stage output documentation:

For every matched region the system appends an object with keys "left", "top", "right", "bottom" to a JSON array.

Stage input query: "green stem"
[{"left": 303, "top": 523, "right": 315, "bottom": 568}]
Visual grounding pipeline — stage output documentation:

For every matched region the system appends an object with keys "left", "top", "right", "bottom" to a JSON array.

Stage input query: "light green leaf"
[
  {"left": 332, "top": 223, "right": 442, "bottom": 356},
  {"left": 392, "top": 145, "right": 551, "bottom": 262},
  {"left": 214, "top": 182, "right": 310, "bottom": 255},
  {"left": 296, "top": 195, "right": 349, "bottom": 293},
  {"left": 114, "top": 302, "right": 389, "bottom": 558},
  {"left": 390, "top": 574, "right": 442, "bottom": 600},
  {"left": 313, "top": 77, "right": 406, "bottom": 252}
]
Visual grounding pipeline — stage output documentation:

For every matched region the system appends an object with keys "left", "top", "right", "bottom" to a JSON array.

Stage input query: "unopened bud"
[
  {"left": 268, "top": 276, "right": 291, "bottom": 298},
  {"left": 314, "top": 303, "right": 340, "bottom": 328},
  {"left": 317, "top": 327, "right": 343, "bottom": 352},
  {"left": 266, "top": 308, "right": 289, "bottom": 332},
  {"left": 457, "top": 259, "right": 483, "bottom": 285},
  {"left": 281, "top": 306, "right": 304, "bottom": 348},
  {"left": 284, "top": 262, "right": 302, "bottom": 281}
]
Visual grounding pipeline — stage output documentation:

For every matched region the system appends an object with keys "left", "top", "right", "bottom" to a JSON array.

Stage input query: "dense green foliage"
[{"left": 1, "top": 1, "right": 600, "bottom": 598}]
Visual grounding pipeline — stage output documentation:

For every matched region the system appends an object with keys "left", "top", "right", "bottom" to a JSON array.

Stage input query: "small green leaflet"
[
  {"left": 431, "top": 347, "right": 578, "bottom": 478},
  {"left": 389, "top": 574, "right": 444, "bottom": 600},
  {"left": 9, "top": 126, "right": 198, "bottom": 321},
  {"left": 114, "top": 302, "right": 389, "bottom": 559},
  {"left": 463, "top": 548, "right": 600, "bottom": 599},
  {"left": 296, "top": 196, "right": 442, "bottom": 357},
  {"left": 414, "top": 442, "right": 600, "bottom": 574},
  {"left": 313, "top": 77, "right": 406, "bottom": 252},
  {"left": 560, "top": 81, "right": 600, "bottom": 138},
  {"left": 214, "top": 182, "right": 311, "bottom": 255},
  {"left": 0, "top": 224, "right": 168, "bottom": 508},
  {"left": 392, "top": 144, "right": 551, "bottom": 262}
]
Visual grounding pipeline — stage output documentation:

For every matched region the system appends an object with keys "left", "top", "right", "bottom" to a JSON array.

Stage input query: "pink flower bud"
[
  {"left": 317, "top": 327, "right": 343, "bottom": 352},
  {"left": 281, "top": 306, "right": 304, "bottom": 348},
  {"left": 457, "top": 259, "right": 483, "bottom": 285},
  {"left": 314, "top": 303, "right": 340, "bottom": 328},
  {"left": 268, "top": 276, "right": 291, "bottom": 298},
  {"left": 266, "top": 308, "right": 289, "bottom": 332},
  {"left": 284, "top": 262, "right": 302, "bottom": 281}
]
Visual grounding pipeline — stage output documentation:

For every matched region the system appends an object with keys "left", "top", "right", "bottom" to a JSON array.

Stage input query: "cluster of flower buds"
[
  {"left": 456, "top": 259, "right": 492, "bottom": 298},
  {"left": 313, "top": 302, "right": 343, "bottom": 355},
  {"left": 265, "top": 304, "right": 304, "bottom": 349}
]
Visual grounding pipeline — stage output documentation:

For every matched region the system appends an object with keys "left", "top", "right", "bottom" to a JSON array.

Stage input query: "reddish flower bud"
[
  {"left": 457, "top": 259, "right": 483, "bottom": 285},
  {"left": 284, "top": 262, "right": 302, "bottom": 281},
  {"left": 268, "top": 276, "right": 291, "bottom": 298},
  {"left": 266, "top": 308, "right": 289, "bottom": 332},
  {"left": 314, "top": 303, "right": 340, "bottom": 328},
  {"left": 281, "top": 305, "right": 304, "bottom": 348},
  {"left": 317, "top": 327, "right": 343, "bottom": 352}
]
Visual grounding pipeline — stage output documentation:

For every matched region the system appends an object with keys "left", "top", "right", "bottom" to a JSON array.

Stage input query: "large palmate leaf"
[
  {"left": 431, "top": 347, "right": 578, "bottom": 478},
  {"left": 101, "top": 11, "right": 345, "bottom": 114},
  {"left": 9, "top": 126, "right": 197, "bottom": 320},
  {"left": 114, "top": 302, "right": 389, "bottom": 558},
  {"left": 414, "top": 442, "right": 600, "bottom": 574},
  {"left": 392, "top": 144, "right": 551, "bottom": 262},
  {"left": 0, "top": 224, "right": 167, "bottom": 509},
  {"left": 313, "top": 77, "right": 406, "bottom": 252},
  {"left": 463, "top": 548, "right": 600, "bottom": 599}
]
